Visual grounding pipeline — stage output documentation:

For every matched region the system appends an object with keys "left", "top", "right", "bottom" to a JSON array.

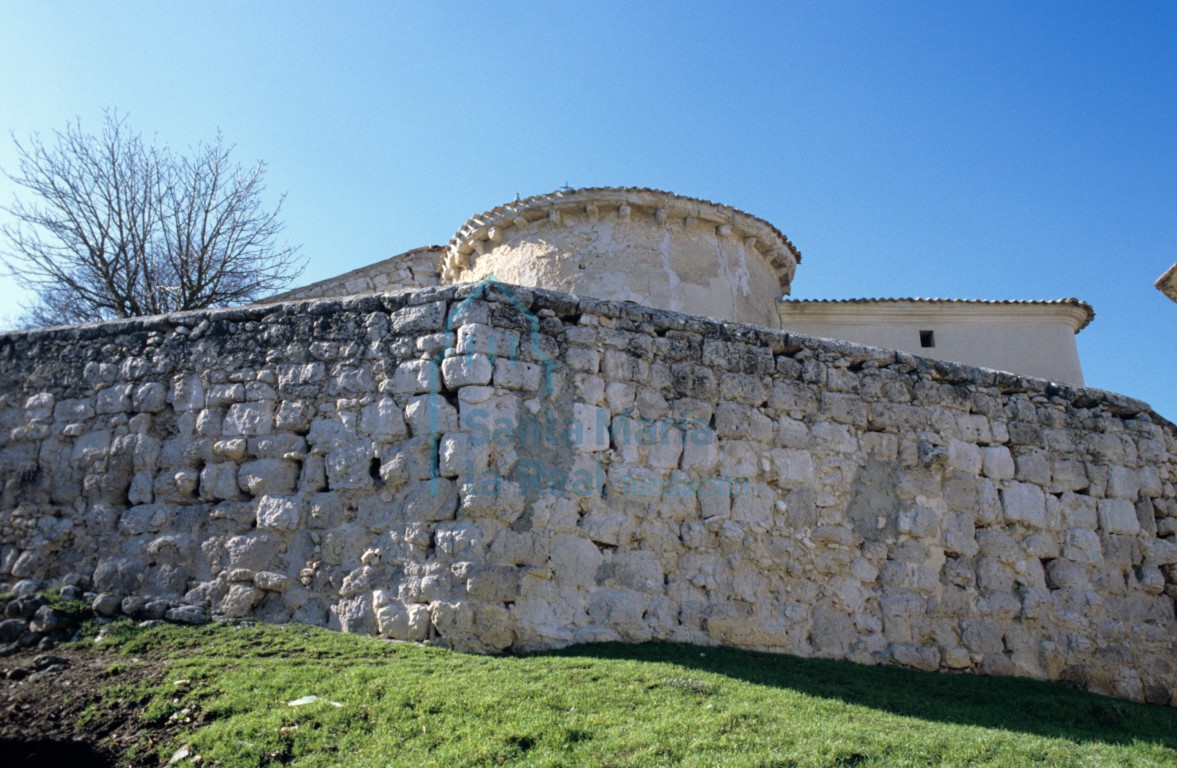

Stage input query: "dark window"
[{"left": 919, "top": 330, "right": 935, "bottom": 348}]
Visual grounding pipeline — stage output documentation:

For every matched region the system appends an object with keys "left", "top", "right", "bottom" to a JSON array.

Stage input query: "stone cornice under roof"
[
  {"left": 779, "top": 297, "right": 1095, "bottom": 333},
  {"left": 445, "top": 186, "right": 801, "bottom": 283},
  {"left": 1157, "top": 262, "right": 1177, "bottom": 303}
]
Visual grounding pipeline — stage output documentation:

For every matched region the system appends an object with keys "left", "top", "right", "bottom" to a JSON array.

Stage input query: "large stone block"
[
  {"left": 1099, "top": 499, "right": 1141, "bottom": 535},
  {"left": 572, "top": 403, "right": 610, "bottom": 453},
  {"left": 220, "top": 584, "right": 264, "bottom": 617},
  {"left": 277, "top": 362, "right": 326, "bottom": 394},
  {"left": 397, "top": 479, "right": 458, "bottom": 522},
  {"left": 1001, "top": 482, "right": 1047, "bottom": 529},
  {"left": 494, "top": 359, "right": 545, "bottom": 392},
  {"left": 238, "top": 459, "right": 299, "bottom": 496},
  {"left": 93, "top": 557, "right": 145, "bottom": 593},
  {"left": 441, "top": 353, "right": 493, "bottom": 388},
  {"left": 389, "top": 360, "right": 440, "bottom": 395},
  {"left": 200, "top": 462, "right": 240, "bottom": 501},
  {"left": 325, "top": 441, "right": 376, "bottom": 490},
  {"left": 171, "top": 374, "right": 205, "bottom": 412},
  {"left": 1106, "top": 466, "right": 1141, "bottom": 501},
  {"left": 256, "top": 495, "right": 302, "bottom": 531},
  {"left": 1059, "top": 526, "right": 1101, "bottom": 562},
  {"left": 390, "top": 300, "right": 447, "bottom": 335},
  {"left": 981, "top": 446, "right": 1015, "bottom": 480},
  {"left": 223, "top": 402, "right": 274, "bottom": 437},
  {"left": 465, "top": 565, "right": 522, "bottom": 602},
  {"left": 456, "top": 323, "right": 519, "bottom": 360}
]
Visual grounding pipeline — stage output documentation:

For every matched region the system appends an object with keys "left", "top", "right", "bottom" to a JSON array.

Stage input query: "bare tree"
[{"left": 1, "top": 110, "right": 303, "bottom": 326}]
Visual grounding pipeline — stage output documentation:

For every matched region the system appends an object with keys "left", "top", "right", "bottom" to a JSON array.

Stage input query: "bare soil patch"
[{"left": 0, "top": 643, "right": 176, "bottom": 767}]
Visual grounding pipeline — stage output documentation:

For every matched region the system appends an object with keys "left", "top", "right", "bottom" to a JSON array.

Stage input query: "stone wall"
[{"left": 1, "top": 281, "right": 1175, "bottom": 705}]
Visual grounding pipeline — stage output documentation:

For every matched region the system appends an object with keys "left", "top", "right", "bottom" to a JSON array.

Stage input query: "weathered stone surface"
[
  {"left": 256, "top": 495, "right": 302, "bottom": 531},
  {"left": 981, "top": 446, "right": 1015, "bottom": 480},
  {"left": 1002, "top": 483, "right": 1047, "bottom": 529},
  {"left": 390, "top": 301, "right": 446, "bottom": 336},
  {"left": 1099, "top": 499, "right": 1141, "bottom": 535},
  {"left": 238, "top": 459, "right": 299, "bottom": 496},
  {"left": 441, "top": 354, "right": 494, "bottom": 388},
  {"left": 0, "top": 618, "right": 27, "bottom": 643},
  {"left": 92, "top": 558, "right": 144, "bottom": 594},
  {"left": 200, "top": 462, "right": 241, "bottom": 501},
  {"left": 0, "top": 283, "right": 1173, "bottom": 707},
  {"left": 91, "top": 593, "right": 122, "bottom": 617},
  {"left": 220, "top": 585, "right": 264, "bottom": 617},
  {"left": 223, "top": 402, "right": 274, "bottom": 437},
  {"left": 325, "top": 441, "right": 377, "bottom": 490},
  {"left": 1063, "top": 529, "right": 1103, "bottom": 563},
  {"left": 29, "top": 606, "right": 69, "bottom": 634},
  {"left": 359, "top": 397, "right": 408, "bottom": 441},
  {"left": 390, "top": 360, "right": 439, "bottom": 395},
  {"left": 373, "top": 590, "right": 430, "bottom": 641},
  {"left": 494, "top": 359, "right": 545, "bottom": 391},
  {"left": 166, "top": 604, "right": 208, "bottom": 625}
]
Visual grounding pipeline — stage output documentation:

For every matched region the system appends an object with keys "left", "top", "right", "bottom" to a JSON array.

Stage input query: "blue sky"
[{"left": 1, "top": 2, "right": 1174, "bottom": 418}]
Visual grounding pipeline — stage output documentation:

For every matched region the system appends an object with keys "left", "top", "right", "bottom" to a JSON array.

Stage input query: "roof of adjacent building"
[
  {"left": 779, "top": 297, "right": 1095, "bottom": 332},
  {"left": 1157, "top": 262, "right": 1177, "bottom": 303},
  {"left": 261, "top": 246, "right": 444, "bottom": 304}
]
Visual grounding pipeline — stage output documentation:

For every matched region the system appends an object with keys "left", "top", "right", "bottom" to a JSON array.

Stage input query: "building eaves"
[
  {"left": 778, "top": 297, "right": 1095, "bottom": 332},
  {"left": 446, "top": 187, "right": 801, "bottom": 282}
]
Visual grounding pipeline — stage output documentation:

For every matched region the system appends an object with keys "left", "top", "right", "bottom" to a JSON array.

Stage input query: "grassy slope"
[{"left": 95, "top": 621, "right": 1177, "bottom": 767}]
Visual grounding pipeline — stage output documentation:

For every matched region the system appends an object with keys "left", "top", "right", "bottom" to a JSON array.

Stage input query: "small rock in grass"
[
  {"left": 59, "top": 585, "right": 84, "bottom": 601},
  {"left": 92, "top": 593, "right": 122, "bottom": 617},
  {"left": 34, "top": 654, "right": 68, "bottom": 670},
  {"left": 11, "top": 580, "right": 41, "bottom": 598},
  {"left": 0, "top": 619, "right": 27, "bottom": 644},
  {"left": 29, "top": 606, "right": 69, "bottom": 634},
  {"left": 143, "top": 600, "right": 170, "bottom": 620},
  {"left": 11, "top": 595, "right": 45, "bottom": 619},
  {"left": 166, "top": 605, "right": 208, "bottom": 625}
]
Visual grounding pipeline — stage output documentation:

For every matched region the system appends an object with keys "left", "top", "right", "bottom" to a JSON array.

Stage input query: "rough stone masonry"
[{"left": 0, "top": 281, "right": 1174, "bottom": 705}]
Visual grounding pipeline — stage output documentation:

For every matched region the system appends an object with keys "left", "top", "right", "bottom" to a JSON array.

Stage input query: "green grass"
[
  {"left": 91, "top": 621, "right": 1177, "bottom": 767},
  {"left": 41, "top": 589, "right": 91, "bottom": 622}
]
